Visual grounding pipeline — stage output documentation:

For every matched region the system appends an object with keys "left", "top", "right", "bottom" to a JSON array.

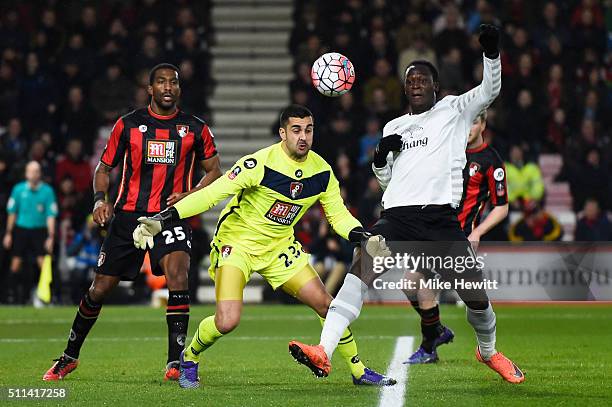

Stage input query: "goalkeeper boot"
[
  {"left": 178, "top": 350, "right": 200, "bottom": 389},
  {"left": 404, "top": 346, "right": 438, "bottom": 364},
  {"left": 164, "top": 361, "right": 180, "bottom": 381},
  {"left": 353, "top": 367, "right": 397, "bottom": 386},
  {"left": 288, "top": 341, "right": 331, "bottom": 378},
  {"left": 476, "top": 347, "right": 525, "bottom": 383},
  {"left": 43, "top": 354, "right": 79, "bottom": 381}
]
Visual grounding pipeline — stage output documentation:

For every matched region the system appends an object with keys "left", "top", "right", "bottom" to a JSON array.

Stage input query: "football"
[{"left": 311, "top": 52, "right": 356, "bottom": 97}]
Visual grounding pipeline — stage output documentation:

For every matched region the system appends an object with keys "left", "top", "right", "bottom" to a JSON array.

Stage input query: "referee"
[
  {"left": 3, "top": 161, "right": 58, "bottom": 304},
  {"left": 291, "top": 25, "right": 525, "bottom": 385}
]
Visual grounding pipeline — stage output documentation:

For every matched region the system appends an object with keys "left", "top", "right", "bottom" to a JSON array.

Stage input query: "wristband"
[{"left": 94, "top": 191, "right": 106, "bottom": 203}]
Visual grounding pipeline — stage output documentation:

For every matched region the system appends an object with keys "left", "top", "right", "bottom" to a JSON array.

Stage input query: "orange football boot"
[
  {"left": 476, "top": 347, "right": 525, "bottom": 383},
  {"left": 43, "top": 355, "right": 79, "bottom": 381},
  {"left": 164, "top": 363, "right": 180, "bottom": 381},
  {"left": 288, "top": 341, "right": 331, "bottom": 378}
]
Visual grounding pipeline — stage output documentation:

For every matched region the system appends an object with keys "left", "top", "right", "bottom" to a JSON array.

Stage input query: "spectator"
[
  {"left": 90, "top": 62, "right": 134, "bottom": 122},
  {"left": 358, "top": 117, "right": 382, "bottom": 167},
  {"left": 60, "top": 86, "right": 98, "bottom": 154},
  {"left": 395, "top": 12, "right": 432, "bottom": 53},
  {"left": 3, "top": 161, "right": 58, "bottom": 304},
  {"left": 509, "top": 200, "right": 563, "bottom": 241},
  {"left": 439, "top": 47, "right": 466, "bottom": 93},
  {"left": 19, "top": 52, "right": 59, "bottom": 130},
  {"left": 0, "top": 61, "right": 18, "bottom": 122},
  {"left": 574, "top": 198, "right": 612, "bottom": 241},
  {"left": 505, "top": 145, "right": 545, "bottom": 209},
  {"left": 177, "top": 59, "right": 207, "bottom": 116},
  {"left": 363, "top": 58, "right": 403, "bottom": 111},
  {"left": 397, "top": 32, "right": 436, "bottom": 80},
  {"left": 1, "top": 117, "right": 27, "bottom": 157},
  {"left": 66, "top": 215, "right": 102, "bottom": 303},
  {"left": 55, "top": 139, "right": 92, "bottom": 195}
]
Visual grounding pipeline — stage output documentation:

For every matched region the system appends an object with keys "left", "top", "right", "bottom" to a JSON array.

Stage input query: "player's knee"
[
  {"left": 215, "top": 311, "right": 240, "bottom": 334},
  {"left": 166, "top": 268, "right": 188, "bottom": 290},
  {"left": 88, "top": 285, "right": 108, "bottom": 303}
]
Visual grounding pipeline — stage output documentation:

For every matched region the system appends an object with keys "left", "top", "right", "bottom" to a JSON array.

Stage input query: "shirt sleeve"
[
  {"left": 319, "top": 170, "right": 362, "bottom": 240},
  {"left": 174, "top": 155, "right": 261, "bottom": 219},
  {"left": 449, "top": 54, "right": 501, "bottom": 123},
  {"left": 100, "top": 118, "right": 126, "bottom": 167},
  {"left": 45, "top": 186, "right": 58, "bottom": 218},
  {"left": 194, "top": 124, "right": 217, "bottom": 161},
  {"left": 6, "top": 185, "right": 19, "bottom": 214},
  {"left": 486, "top": 153, "right": 508, "bottom": 206}
]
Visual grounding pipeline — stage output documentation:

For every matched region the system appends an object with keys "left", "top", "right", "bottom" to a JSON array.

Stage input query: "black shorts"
[
  {"left": 96, "top": 211, "right": 192, "bottom": 281},
  {"left": 370, "top": 205, "right": 483, "bottom": 285},
  {"left": 12, "top": 227, "right": 47, "bottom": 258}
]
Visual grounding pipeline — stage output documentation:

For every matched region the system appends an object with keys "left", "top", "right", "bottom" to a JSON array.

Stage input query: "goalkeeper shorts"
[{"left": 209, "top": 234, "right": 310, "bottom": 290}]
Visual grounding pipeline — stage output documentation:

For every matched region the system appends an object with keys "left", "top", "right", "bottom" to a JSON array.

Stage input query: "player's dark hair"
[
  {"left": 405, "top": 60, "right": 439, "bottom": 83},
  {"left": 149, "top": 63, "right": 180, "bottom": 85},
  {"left": 279, "top": 104, "right": 313, "bottom": 128}
]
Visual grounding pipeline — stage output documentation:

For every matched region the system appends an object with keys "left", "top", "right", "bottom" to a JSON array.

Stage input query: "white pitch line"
[{"left": 379, "top": 336, "right": 415, "bottom": 407}]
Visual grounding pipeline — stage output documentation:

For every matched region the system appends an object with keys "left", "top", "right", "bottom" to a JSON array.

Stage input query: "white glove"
[
  {"left": 364, "top": 234, "right": 392, "bottom": 259},
  {"left": 132, "top": 217, "right": 162, "bottom": 249}
]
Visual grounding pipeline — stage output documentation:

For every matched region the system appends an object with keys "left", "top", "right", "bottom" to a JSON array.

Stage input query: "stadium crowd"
[{"left": 0, "top": 0, "right": 610, "bottom": 303}]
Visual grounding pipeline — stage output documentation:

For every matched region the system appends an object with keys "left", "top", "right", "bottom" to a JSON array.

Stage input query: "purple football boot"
[{"left": 352, "top": 368, "right": 397, "bottom": 386}]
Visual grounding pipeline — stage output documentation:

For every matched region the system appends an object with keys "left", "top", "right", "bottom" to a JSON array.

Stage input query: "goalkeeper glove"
[
  {"left": 478, "top": 24, "right": 500, "bottom": 58},
  {"left": 133, "top": 207, "right": 180, "bottom": 250},
  {"left": 348, "top": 227, "right": 392, "bottom": 259},
  {"left": 373, "top": 134, "right": 403, "bottom": 168}
]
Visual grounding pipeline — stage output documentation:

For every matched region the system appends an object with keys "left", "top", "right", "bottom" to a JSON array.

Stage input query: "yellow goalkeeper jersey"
[{"left": 174, "top": 142, "right": 361, "bottom": 255}]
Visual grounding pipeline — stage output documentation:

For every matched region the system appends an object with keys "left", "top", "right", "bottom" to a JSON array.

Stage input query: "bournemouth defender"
[
  {"left": 290, "top": 25, "right": 525, "bottom": 384},
  {"left": 43, "top": 63, "right": 222, "bottom": 381},
  {"left": 134, "top": 105, "right": 394, "bottom": 388},
  {"left": 406, "top": 109, "right": 509, "bottom": 364}
]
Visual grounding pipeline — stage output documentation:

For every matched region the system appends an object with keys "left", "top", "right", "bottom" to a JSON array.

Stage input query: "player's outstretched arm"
[
  {"left": 450, "top": 24, "right": 501, "bottom": 122},
  {"left": 133, "top": 155, "right": 261, "bottom": 249}
]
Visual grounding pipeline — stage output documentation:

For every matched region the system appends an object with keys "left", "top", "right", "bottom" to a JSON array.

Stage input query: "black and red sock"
[
  {"left": 166, "top": 290, "right": 190, "bottom": 364},
  {"left": 420, "top": 305, "right": 444, "bottom": 353},
  {"left": 64, "top": 293, "right": 102, "bottom": 359}
]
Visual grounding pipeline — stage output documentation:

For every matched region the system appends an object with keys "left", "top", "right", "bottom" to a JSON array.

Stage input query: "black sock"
[
  {"left": 410, "top": 300, "right": 424, "bottom": 317},
  {"left": 64, "top": 293, "right": 102, "bottom": 359},
  {"left": 166, "top": 290, "right": 190, "bottom": 364},
  {"left": 420, "top": 305, "right": 444, "bottom": 353}
]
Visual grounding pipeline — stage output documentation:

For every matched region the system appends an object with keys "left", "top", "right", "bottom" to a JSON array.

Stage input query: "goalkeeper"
[{"left": 133, "top": 105, "right": 394, "bottom": 388}]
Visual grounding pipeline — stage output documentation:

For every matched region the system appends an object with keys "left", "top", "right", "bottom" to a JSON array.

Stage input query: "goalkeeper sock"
[
  {"left": 166, "top": 290, "right": 189, "bottom": 364},
  {"left": 466, "top": 303, "right": 497, "bottom": 360},
  {"left": 319, "top": 316, "right": 365, "bottom": 377},
  {"left": 320, "top": 274, "right": 367, "bottom": 359},
  {"left": 184, "top": 315, "right": 223, "bottom": 362},
  {"left": 64, "top": 292, "right": 102, "bottom": 359},
  {"left": 420, "top": 305, "right": 444, "bottom": 353}
]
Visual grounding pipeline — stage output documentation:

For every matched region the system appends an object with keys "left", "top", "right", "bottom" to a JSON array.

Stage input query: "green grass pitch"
[{"left": 1, "top": 304, "right": 611, "bottom": 406}]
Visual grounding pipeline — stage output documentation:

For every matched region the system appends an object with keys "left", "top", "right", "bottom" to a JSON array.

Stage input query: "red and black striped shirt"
[
  {"left": 100, "top": 106, "right": 217, "bottom": 213},
  {"left": 457, "top": 143, "right": 508, "bottom": 235}
]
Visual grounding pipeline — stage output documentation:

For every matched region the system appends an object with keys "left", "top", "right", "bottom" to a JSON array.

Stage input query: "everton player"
[
  {"left": 405, "top": 109, "right": 509, "bottom": 364},
  {"left": 134, "top": 105, "right": 395, "bottom": 388},
  {"left": 290, "top": 25, "right": 525, "bottom": 384},
  {"left": 43, "top": 63, "right": 222, "bottom": 381}
]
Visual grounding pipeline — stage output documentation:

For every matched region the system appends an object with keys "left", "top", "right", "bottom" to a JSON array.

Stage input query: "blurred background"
[{"left": 0, "top": 0, "right": 610, "bottom": 306}]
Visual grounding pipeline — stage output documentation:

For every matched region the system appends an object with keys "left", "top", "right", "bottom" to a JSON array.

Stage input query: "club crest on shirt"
[
  {"left": 221, "top": 245, "right": 232, "bottom": 258},
  {"left": 468, "top": 162, "right": 481, "bottom": 177},
  {"left": 290, "top": 182, "right": 303, "bottom": 199},
  {"left": 176, "top": 124, "right": 189, "bottom": 138}
]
